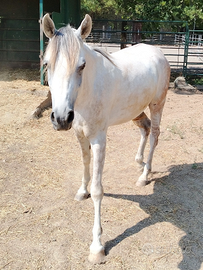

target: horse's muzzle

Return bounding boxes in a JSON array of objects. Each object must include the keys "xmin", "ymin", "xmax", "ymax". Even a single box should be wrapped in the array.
[{"xmin": 50, "ymin": 110, "xmax": 74, "ymax": 131}]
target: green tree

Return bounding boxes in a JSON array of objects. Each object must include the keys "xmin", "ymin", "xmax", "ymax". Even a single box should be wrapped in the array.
[
  {"xmin": 81, "ymin": 0, "xmax": 203, "ymax": 28},
  {"xmin": 81, "ymin": 0, "xmax": 119, "ymax": 19}
]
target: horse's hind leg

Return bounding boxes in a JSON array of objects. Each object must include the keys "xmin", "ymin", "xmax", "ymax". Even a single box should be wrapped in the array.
[
  {"xmin": 136, "ymin": 100, "xmax": 165, "ymax": 187},
  {"xmin": 74, "ymin": 132, "xmax": 91, "ymax": 201},
  {"xmin": 32, "ymin": 90, "xmax": 52, "ymax": 118},
  {"xmin": 133, "ymin": 112, "xmax": 151, "ymax": 171}
]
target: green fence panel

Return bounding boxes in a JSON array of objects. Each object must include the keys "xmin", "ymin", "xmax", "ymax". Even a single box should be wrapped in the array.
[
  {"xmin": 52, "ymin": 0, "xmax": 80, "ymax": 29},
  {"xmin": 0, "ymin": 18, "xmax": 39, "ymax": 67}
]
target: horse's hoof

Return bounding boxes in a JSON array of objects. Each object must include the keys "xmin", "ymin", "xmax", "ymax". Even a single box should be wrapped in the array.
[
  {"xmin": 74, "ymin": 192, "xmax": 90, "ymax": 201},
  {"xmin": 88, "ymin": 249, "xmax": 105, "ymax": 264},
  {"xmin": 31, "ymin": 108, "xmax": 41, "ymax": 118},
  {"xmin": 136, "ymin": 179, "xmax": 148, "ymax": 187}
]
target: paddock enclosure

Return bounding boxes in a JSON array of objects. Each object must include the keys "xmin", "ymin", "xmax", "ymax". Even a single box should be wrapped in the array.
[{"xmin": 0, "ymin": 69, "xmax": 203, "ymax": 269}]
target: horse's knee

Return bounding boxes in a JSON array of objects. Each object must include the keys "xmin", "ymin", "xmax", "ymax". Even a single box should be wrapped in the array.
[{"xmin": 91, "ymin": 184, "xmax": 104, "ymax": 201}]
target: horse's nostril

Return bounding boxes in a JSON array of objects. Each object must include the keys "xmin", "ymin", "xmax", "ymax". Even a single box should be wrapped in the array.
[
  {"xmin": 67, "ymin": 110, "xmax": 74, "ymax": 123},
  {"xmin": 51, "ymin": 112, "xmax": 55, "ymax": 121},
  {"xmin": 50, "ymin": 110, "xmax": 73, "ymax": 129}
]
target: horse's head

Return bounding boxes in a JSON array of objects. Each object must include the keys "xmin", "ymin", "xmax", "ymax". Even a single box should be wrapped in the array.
[{"xmin": 42, "ymin": 13, "xmax": 92, "ymax": 130}]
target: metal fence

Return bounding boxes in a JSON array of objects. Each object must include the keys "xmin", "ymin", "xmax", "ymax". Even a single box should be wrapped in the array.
[
  {"xmin": 185, "ymin": 30, "xmax": 203, "ymax": 76},
  {"xmin": 86, "ymin": 19, "xmax": 203, "ymax": 78}
]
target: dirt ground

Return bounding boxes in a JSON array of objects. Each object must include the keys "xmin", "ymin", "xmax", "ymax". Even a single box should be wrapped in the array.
[{"xmin": 0, "ymin": 69, "xmax": 203, "ymax": 270}]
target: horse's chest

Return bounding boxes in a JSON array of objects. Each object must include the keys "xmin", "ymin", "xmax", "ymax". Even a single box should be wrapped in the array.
[{"xmin": 73, "ymin": 105, "xmax": 107, "ymax": 137}]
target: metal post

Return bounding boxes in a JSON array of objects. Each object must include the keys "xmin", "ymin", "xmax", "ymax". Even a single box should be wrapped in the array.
[
  {"xmin": 39, "ymin": 0, "xmax": 44, "ymax": 85},
  {"xmin": 183, "ymin": 22, "xmax": 189, "ymax": 78}
]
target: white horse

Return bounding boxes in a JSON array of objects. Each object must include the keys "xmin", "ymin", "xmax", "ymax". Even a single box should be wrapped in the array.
[{"xmin": 42, "ymin": 14, "xmax": 170, "ymax": 264}]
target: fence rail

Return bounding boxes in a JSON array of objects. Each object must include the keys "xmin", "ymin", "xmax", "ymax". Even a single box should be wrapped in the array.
[{"xmin": 86, "ymin": 19, "xmax": 203, "ymax": 78}]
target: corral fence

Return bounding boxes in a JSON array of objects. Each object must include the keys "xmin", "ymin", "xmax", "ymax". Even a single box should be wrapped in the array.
[{"xmin": 86, "ymin": 19, "xmax": 203, "ymax": 78}]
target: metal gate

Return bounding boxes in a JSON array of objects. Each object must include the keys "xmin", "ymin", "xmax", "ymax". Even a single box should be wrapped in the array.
[{"xmin": 184, "ymin": 30, "xmax": 203, "ymax": 77}]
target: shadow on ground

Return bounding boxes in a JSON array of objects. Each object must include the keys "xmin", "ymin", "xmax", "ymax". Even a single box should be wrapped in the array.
[{"xmin": 105, "ymin": 162, "xmax": 203, "ymax": 270}]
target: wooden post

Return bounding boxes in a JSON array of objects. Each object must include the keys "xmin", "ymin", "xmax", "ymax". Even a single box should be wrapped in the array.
[{"xmin": 121, "ymin": 21, "xmax": 127, "ymax": 49}]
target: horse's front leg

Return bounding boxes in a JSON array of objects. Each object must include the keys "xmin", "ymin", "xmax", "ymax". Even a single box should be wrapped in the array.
[
  {"xmin": 88, "ymin": 133, "xmax": 106, "ymax": 264},
  {"xmin": 74, "ymin": 132, "xmax": 91, "ymax": 201}
]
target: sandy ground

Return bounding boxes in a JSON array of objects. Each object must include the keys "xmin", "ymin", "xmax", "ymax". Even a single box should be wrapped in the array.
[{"xmin": 0, "ymin": 69, "xmax": 203, "ymax": 270}]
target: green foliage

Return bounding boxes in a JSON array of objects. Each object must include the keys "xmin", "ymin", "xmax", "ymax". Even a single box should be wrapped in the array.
[
  {"xmin": 187, "ymin": 76, "xmax": 203, "ymax": 86},
  {"xmin": 192, "ymin": 163, "xmax": 198, "ymax": 169},
  {"xmin": 81, "ymin": 0, "xmax": 119, "ymax": 19},
  {"xmin": 81, "ymin": 0, "xmax": 203, "ymax": 28}
]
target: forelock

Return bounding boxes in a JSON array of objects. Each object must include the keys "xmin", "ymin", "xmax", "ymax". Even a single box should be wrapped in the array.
[{"xmin": 45, "ymin": 25, "xmax": 80, "ymax": 74}]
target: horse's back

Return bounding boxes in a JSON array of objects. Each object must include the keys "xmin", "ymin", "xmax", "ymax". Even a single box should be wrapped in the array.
[
  {"xmin": 113, "ymin": 43, "xmax": 166, "ymax": 60},
  {"xmin": 113, "ymin": 43, "xmax": 169, "ymax": 75},
  {"xmin": 113, "ymin": 43, "xmax": 170, "ymax": 100}
]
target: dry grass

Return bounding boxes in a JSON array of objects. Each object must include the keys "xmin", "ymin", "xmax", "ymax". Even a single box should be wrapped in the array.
[{"xmin": 0, "ymin": 71, "xmax": 203, "ymax": 269}]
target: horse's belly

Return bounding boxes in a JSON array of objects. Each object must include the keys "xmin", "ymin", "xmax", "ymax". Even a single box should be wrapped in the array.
[
  {"xmin": 108, "ymin": 97, "xmax": 151, "ymax": 126},
  {"xmin": 107, "ymin": 78, "xmax": 157, "ymax": 126}
]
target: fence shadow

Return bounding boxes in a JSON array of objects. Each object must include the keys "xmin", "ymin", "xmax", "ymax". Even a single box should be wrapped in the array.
[{"xmin": 104, "ymin": 162, "xmax": 203, "ymax": 270}]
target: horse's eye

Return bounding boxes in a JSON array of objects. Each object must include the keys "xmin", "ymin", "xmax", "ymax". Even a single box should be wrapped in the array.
[{"xmin": 77, "ymin": 62, "xmax": 86, "ymax": 74}]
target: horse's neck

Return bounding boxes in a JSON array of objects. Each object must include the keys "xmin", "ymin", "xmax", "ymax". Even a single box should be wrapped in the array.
[{"xmin": 83, "ymin": 43, "xmax": 103, "ymax": 71}]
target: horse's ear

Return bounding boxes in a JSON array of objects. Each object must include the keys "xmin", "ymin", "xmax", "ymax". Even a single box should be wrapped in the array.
[
  {"xmin": 77, "ymin": 14, "xmax": 92, "ymax": 40},
  {"xmin": 42, "ymin": 13, "xmax": 56, "ymax": 39}
]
